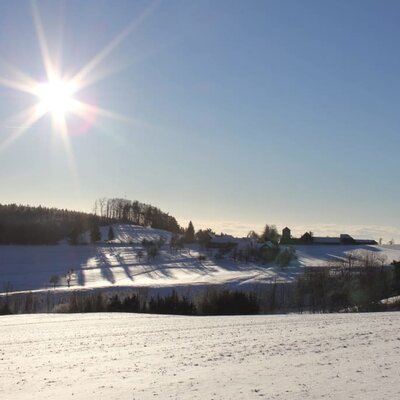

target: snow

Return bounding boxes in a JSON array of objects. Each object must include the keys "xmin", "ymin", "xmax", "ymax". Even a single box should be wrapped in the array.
[
  {"xmin": 104, "ymin": 224, "xmax": 172, "ymax": 244},
  {"xmin": 1, "ymin": 224, "xmax": 400, "ymax": 294},
  {"xmin": 0, "ymin": 243, "xmax": 294, "ymax": 293},
  {"xmin": 1, "ymin": 312, "xmax": 399, "ymax": 399},
  {"xmin": 0, "ymin": 225, "xmax": 297, "ymax": 294},
  {"xmin": 293, "ymin": 244, "xmax": 400, "ymax": 267},
  {"xmin": 380, "ymin": 295, "xmax": 400, "ymax": 305}
]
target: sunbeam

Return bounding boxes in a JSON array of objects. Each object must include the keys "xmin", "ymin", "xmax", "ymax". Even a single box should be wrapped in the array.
[
  {"xmin": 72, "ymin": 99, "xmax": 155, "ymax": 133},
  {"xmin": 0, "ymin": 76, "xmax": 37, "ymax": 96},
  {"xmin": 70, "ymin": 1, "xmax": 159, "ymax": 91},
  {"xmin": 72, "ymin": 100, "xmax": 132, "ymax": 125},
  {"xmin": 51, "ymin": 111, "xmax": 79, "ymax": 185},
  {"xmin": 0, "ymin": 104, "xmax": 47, "ymax": 152},
  {"xmin": 31, "ymin": 0, "xmax": 56, "ymax": 82}
]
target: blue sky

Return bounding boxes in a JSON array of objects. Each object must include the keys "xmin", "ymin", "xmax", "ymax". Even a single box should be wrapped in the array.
[{"xmin": 0, "ymin": 0, "xmax": 399, "ymax": 241}]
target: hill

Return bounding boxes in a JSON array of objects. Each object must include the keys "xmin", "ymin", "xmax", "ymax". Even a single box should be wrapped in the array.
[
  {"xmin": 1, "ymin": 223, "xmax": 400, "ymax": 295},
  {"xmin": 0, "ymin": 199, "xmax": 181, "ymax": 245}
]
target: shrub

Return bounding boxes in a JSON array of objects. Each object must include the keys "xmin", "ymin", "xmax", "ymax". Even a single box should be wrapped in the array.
[
  {"xmin": 148, "ymin": 290, "xmax": 196, "ymax": 315},
  {"xmin": 141, "ymin": 238, "xmax": 154, "ymax": 248},
  {"xmin": 198, "ymin": 289, "xmax": 259, "ymax": 315},
  {"xmin": 276, "ymin": 247, "xmax": 296, "ymax": 268},
  {"xmin": 0, "ymin": 302, "xmax": 12, "ymax": 315},
  {"xmin": 122, "ymin": 294, "xmax": 141, "ymax": 312},
  {"xmin": 146, "ymin": 245, "xmax": 159, "ymax": 262}
]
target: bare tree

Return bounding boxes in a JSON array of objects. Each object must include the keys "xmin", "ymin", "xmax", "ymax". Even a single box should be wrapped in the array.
[
  {"xmin": 137, "ymin": 250, "xmax": 144, "ymax": 262},
  {"xmin": 49, "ymin": 275, "xmax": 60, "ymax": 289},
  {"xmin": 93, "ymin": 199, "xmax": 98, "ymax": 216},
  {"xmin": 66, "ymin": 269, "xmax": 74, "ymax": 288}
]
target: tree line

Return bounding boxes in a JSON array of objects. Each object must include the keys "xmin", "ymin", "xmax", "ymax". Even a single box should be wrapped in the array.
[
  {"xmin": 295, "ymin": 253, "xmax": 400, "ymax": 313},
  {"xmin": 0, "ymin": 289, "xmax": 260, "ymax": 316},
  {"xmin": 0, "ymin": 199, "xmax": 182, "ymax": 245},
  {"xmin": 93, "ymin": 198, "xmax": 181, "ymax": 233},
  {"xmin": 0, "ymin": 203, "xmax": 109, "ymax": 245},
  {"xmin": 65, "ymin": 289, "xmax": 259, "ymax": 315}
]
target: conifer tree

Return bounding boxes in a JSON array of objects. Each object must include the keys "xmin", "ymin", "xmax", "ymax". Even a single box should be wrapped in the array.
[
  {"xmin": 108, "ymin": 225, "xmax": 115, "ymax": 241},
  {"xmin": 90, "ymin": 222, "xmax": 101, "ymax": 243},
  {"xmin": 185, "ymin": 221, "xmax": 195, "ymax": 243},
  {"xmin": 69, "ymin": 224, "xmax": 80, "ymax": 245}
]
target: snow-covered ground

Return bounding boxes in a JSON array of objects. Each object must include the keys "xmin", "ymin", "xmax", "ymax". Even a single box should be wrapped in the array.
[
  {"xmin": 1, "ymin": 312, "xmax": 399, "ymax": 399},
  {"xmin": 294, "ymin": 244, "xmax": 400, "ymax": 267},
  {"xmin": 1, "ymin": 224, "xmax": 399, "ymax": 294}
]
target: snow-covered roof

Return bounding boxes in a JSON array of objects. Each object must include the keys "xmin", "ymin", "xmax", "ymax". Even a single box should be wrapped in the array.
[{"xmin": 209, "ymin": 234, "xmax": 239, "ymax": 244}]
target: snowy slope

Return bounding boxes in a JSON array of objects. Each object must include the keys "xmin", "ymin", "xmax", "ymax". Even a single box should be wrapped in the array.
[
  {"xmin": 104, "ymin": 224, "xmax": 172, "ymax": 244},
  {"xmin": 294, "ymin": 244, "xmax": 400, "ymax": 266},
  {"xmin": 1, "ymin": 312, "xmax": 399, "ymax": 399},
  {"xmin": 0, "ymin": 224, "xmax": 299, "ymax": 293},
  {"xmin": 0, "ymin": 243, "xmax": 292, "ymax": 293},
  {"xmin": 1, "ymin": 224, "xmax": 400, "ymax": 294}
]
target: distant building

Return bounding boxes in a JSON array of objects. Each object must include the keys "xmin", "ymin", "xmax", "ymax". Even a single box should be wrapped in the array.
[
  {"xmin": 300, "ymin": 232, "xmax": 314, "ymax": 244},
  {"xmin": 282, "ymin": 227, "xmax": 291, "ymax": 241},
  {"xmin": 312, "ymin": 237, "xmax": 341, "ymax": 245},
  {"xmin": 340, "ymin": 234, "xmax": 354, "ymax": 245},
  {"xmin": 280, "ymin": 228, "xmax": 377, "ymax": 245},
  {"xmin": 207, "ymin": 234, "xmax": 239, "ymax": 250}
]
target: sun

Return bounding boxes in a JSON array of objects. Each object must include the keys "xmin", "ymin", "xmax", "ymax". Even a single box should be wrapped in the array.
[
  {"xmin": 0, "ymin": 0, "xmax": 151, "ymax": 155},
  {"xmin": 34, "ymin": 78, "xmax": 78, "ymax": 119}
]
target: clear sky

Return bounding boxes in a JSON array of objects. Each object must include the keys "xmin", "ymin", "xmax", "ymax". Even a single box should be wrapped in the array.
[{"xmin": 0, "ymin": 0, "xmax": 399, "ymax": 241}]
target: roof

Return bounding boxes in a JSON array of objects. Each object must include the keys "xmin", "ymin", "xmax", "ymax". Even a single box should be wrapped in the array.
[
  {"xmin": 209, "ymin": 234, "xmax": 239, "ymax": 244},
  {"xmin": 313, "ymin": 237, "xmax": 341, "ymax": 244}
]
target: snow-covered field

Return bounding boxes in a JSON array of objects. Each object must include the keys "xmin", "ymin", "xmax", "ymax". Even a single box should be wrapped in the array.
[
  {"xmin": 1, "ymin": 312, "xmax": 399, "ymax": 399},
  {"xmin": 1, "ymin": 224, "xmax": 399, "ymax": 294},
  {"xmin": 294, "ymin": 244, "xmax": 400, "ymax": 267},
  {"xmin": 0, "ymin": 224, "xmax": 293, "ymax": 294}
]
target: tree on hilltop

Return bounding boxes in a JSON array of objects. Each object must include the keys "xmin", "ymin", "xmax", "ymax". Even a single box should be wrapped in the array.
[
  {"xmin": 260, "ymin": 224, "xmax": 280, "ymax": 243},
  {"xmin": 196, "ymin": 229, "xmax": 213, "ymax": 247},
  {"xmin": 184, "ymin": 221, "xmax": 195, "ymax": 243}
]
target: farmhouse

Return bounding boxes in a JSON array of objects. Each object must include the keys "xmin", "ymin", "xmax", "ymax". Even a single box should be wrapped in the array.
[
  {"xmin": 207, "ymin": 234, "xmax": 240, "ymax": 250},
  {"xmin": 206, "ymin": 234, "xmax": 274, "ymax": 252},
  {"xmin": 280, "ymin": 227, "xmax": 377, "ymax": 245}
]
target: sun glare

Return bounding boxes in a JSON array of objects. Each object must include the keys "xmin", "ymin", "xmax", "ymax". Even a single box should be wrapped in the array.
[
  {"xmin": 0, "ymin": 0, "xmax": 148, "ymax": 156},
  {"xmin": 34, "ymin": 79, "xmax": 77, "ymax": 118}
]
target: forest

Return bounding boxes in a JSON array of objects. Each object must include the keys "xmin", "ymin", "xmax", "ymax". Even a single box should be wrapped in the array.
[{"xmin": 0, "ymin": 198, "xmax": 181, "ymax": 245}]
